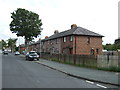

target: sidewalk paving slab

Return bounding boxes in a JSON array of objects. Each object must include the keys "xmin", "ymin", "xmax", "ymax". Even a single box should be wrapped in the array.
[{"xmin": 34, "ymin": 58, "xmax": 119, "ymax": 86}]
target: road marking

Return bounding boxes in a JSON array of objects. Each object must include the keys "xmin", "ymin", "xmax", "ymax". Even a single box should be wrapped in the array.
[
  {"xmin": 96, "ymin": 84, "xmax": 107, "ymax": 88},
  {"xmin": 115, "ymin": 73, "xmax": 119, "ymax": 75},
  {"xmin": 86, "ymin": 80, "xmax": 94, "ymax": 84}
]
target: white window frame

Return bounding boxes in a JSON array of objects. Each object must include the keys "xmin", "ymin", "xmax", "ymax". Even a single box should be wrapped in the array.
[
  {"xmin": 63, "ymin": 37, "xmax": 66, "ymax": 42},
  {"xmin": 70, "ymin": 36, "xmax": 73, "ymax": 41}
]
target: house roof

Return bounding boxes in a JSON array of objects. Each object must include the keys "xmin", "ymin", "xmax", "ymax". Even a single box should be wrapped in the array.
[{"xmin": 42, "ymin": 27, "xmax": 104, "ymax": 41}]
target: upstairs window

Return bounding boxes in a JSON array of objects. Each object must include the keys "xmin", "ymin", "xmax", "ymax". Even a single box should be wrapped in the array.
[
  {"xmin": 69, "ymin": 36, "xmax": 73, "ymax": 41},
  {"xmin": 63, "ymin": 37, "xmax": 66, "ymax": 42},
  {"xmin": 87, "ymin": 37, "xmax": 90, "ymax": 44},
  {"xmin": 41, "ymin": 42, "xmax": 44, "ymax": 45},
  {"xmin": 49, "ymin": 40, "xmax": 51, "ymax": 44},
  {"xmin": 56, "ymin": 39, "xmax": 58, "ymax": 44},
  {"xmin": 51, "ymin": 40, "xmax": 53, "ymax": 44},
  {"xmin": 48, "ymin": 41, "xmax": 50, "ymax": 44}
]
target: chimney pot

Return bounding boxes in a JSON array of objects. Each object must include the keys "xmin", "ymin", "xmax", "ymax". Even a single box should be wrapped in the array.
[
  {"xmin": 71, "ymin": 24, "xmax": 77, "ymax": 29},
  {"xmin": 45, "ymin": 36, "xmax": 48, "ymax": 39},
  {"xmin": 54, "ymin": 30, "xmax": 59, "ymax": 34}
]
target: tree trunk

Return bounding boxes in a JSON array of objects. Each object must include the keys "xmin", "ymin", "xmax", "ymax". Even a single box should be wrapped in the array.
[{"xmin": 25, "ymin": 38, "xmax": 29, "ymax": 53}]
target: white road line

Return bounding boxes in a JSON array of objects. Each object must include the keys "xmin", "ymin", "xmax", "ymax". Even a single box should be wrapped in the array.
[
  {"xmin": 86, "ymin": 80, "xmax": 94, "ymax": 84},
  {"xmin": 96, "ymin": 84, "xmax": 107, "ymax": 88},
  {"xmin": 116, "ymin": 73, "xmax": 119, "ymax": 75}
]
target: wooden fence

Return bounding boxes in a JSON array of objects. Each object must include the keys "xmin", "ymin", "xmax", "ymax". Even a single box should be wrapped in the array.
[
  {"xmin": 41, "ymin": 53, "xmax": 97, "ymax": 68},
  {"xmin": 97, "ymin": 55, "xmax": 119, "ymax": 68},
  {"xmin": 41, "ymin": 52, "xmax": 120, "ymax": 69}
]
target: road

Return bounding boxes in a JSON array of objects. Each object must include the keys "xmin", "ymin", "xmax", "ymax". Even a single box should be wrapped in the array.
[{"xmin": 2, "ymin": 53, "xmax": 118, "ymax": 88}]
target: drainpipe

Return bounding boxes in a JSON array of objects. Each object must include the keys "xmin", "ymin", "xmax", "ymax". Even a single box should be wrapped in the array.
[{"xmin": 74, "ymin": 36, "xmax": 76, "ymax": 64}]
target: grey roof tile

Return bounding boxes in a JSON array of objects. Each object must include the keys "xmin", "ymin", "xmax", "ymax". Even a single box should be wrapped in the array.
[
  {"xmin": 73, "ymin": 27, "xmax": 103, "ymax": 36},
  {"xmin": 42, "ymin": 27, "xmax": 104, "ymax": 41}
]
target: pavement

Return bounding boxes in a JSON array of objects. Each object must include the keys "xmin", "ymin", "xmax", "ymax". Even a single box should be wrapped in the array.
[{"xmin": 20, "ymin": 54, "xmax": 120, "ymax": 86}]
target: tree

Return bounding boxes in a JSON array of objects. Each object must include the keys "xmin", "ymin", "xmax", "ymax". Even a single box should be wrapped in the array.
[
  {"xmin": 114, "ymin": 38, "xmax": 120, "ymax": 45},
  {"xmin": 15, "ymin": 47, "xmax": 19, "ymax": 51},
  {"xmin": 0, "ymin": 40, "xmax": 7, "ymax": 51},
  {"xmin": 10, "ymin": 8, "xmax": 42, "ymax": 45},
  {"xmin": 103, "ymin": 43, "xmax": 120, "ymax": 51},
  {"xmin": 7, "ymin": 38, "xmax": 17, "ymax": 52},
  {"xmin": 104, "ymin": 44, "xmax": 113, "ymax": 51}
]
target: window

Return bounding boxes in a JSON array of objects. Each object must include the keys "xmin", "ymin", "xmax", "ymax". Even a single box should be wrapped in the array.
[
  {"xmin": 50, "ymin": 40, "xmax": 53, "ymax": 44},
  {"xmin": 69, "ymin": 48, "xmax": 73, "ymax": 54},
  {"xmin": 56, "ymin": 39, "xmax": 58, "ymax": 44},
  {"xmin": 63, "ymin": 37, "xmax": 66, "ymax": 42},
  {"xmin": 87, "ymin": 37, "xmax": 90, "ymax": 44},
  {"xmin": 96, "ymin": 48, "xmax": 99, "ymax": 54},
  {"xmin": 69, "ymin": 36, "xmax": 73, "ymax": 41},
  {"xmin": 41, "ymin": 42, "xmax": 44, "ymax": 45},
  {"xmin": 48, "ymin": 41, "xmax": 50, "ymax": 44},
  {"xmin": 91, "ymin": 48, "xmax": 94, "ymax": 55}
]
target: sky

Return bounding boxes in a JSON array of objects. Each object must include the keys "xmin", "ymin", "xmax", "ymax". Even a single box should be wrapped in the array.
[{"xmin": 0, "ymin": 0, "xmax": 119, "ymax": 46}]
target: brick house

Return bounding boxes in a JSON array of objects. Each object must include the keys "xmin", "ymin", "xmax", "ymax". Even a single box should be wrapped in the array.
[
  {"xmin": 41, "ymin": 24, "xmax": 104, "ymax": 55},
  {"xmin": 28, "ymin": 40, "xmax": 41, "ymax": 52},
  {"xmin": 19, "ymin": 39, "xmax": 41, "ymax": 53},
  {"xmin": 20, "ymin": 44, "xmax": 26, "ymax": 51}
]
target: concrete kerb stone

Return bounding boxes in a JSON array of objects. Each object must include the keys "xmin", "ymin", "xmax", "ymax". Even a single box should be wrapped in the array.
[{"xmin": 34, "ymin": 61, "xmax": 120, "ymax": 86}]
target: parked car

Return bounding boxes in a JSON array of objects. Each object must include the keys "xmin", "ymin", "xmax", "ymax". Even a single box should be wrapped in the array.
[
  {"xmin": 15, "ymin": 51, "xmax": 20, "ymax": 55},
  {"xmin": 36, "ymin": 52, "xmax": 40, "ymax": 57},
  {"xmin": 3, "ymin": 51, "xmax": 8, "ymax": 55},
  {"xmin": 26, "ymin": 51, "xmax": 39, "ymax": 61},
  {"xmin": 0, "ymin": 50, "xmax": 2, "ymax": 54}
]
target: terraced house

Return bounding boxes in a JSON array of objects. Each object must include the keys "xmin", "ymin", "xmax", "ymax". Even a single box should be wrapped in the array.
[{"xmin": 42, "ymin": 24, "xmax": 104, "ymax": 55}]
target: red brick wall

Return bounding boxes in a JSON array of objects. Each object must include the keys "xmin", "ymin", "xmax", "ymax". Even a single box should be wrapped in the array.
[
  {"xmin": 42, "ymin": 35, "xmax": 103, "ymax": 55},
  {"xmin": 42, "ymin": 38, "xmax": 62, "ymax": 54},
  {"xmin": 73, "ymin": 36, "xmax": 103, "ymax": 55},
  {"xmin": 61, "ymin": 36, "xmax": 73, "ymax": 54}
]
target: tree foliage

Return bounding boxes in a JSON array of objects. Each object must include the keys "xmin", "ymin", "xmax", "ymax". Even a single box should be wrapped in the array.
[
  {"xmin": 114, "ymin": 38, "xmax": 120, "ymax": 45},
  {"xmin": 10, "ymin": 8, "xmax": 42, "ymax": 44},
  {"xmin": 0, "ymin": 40, "xmax": 7, "ymax": 50},
  {"xmin": 103, "ymin": 43, "xmax": 120, "ymax": 51},
  {"xmin": 15, "ymin": 47, "xmax": 19, "ymax": 51},
  {"xmin": 7, "ymin": 38, "xmax": 17, "ymax": 52},
  {"xmin": 0, "ymin": 39, "xmax": 17, "ymax": 51}
]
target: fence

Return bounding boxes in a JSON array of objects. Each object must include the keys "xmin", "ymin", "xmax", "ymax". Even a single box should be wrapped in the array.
[
  {"xmin": 41, "ymin": 53, "xmax": 97, "ymax": 68},
  {"xmin": 97, "ymin": 55, "xmax": 119, "ymax": 68},
  {"xmin": 41, "ymin": 53, "xmax": 120, "ymax": 69}
]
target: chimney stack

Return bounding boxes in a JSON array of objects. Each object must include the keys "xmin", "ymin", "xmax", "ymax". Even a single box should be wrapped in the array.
[
  {"xmin": 54, "ymin": 30, "xmax": 59, "ymax": 34},
  {"xmin": 71, "ymin": 24, "xmax": 77, "ymax": 29},
  {"xmin": 45, "ymin": 36, "xmax": 48, "ymax": 39}
]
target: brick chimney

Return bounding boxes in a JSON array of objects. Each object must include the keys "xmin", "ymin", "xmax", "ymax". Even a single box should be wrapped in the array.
[
  {"xmin": 45, "ymin": 36, "xmax": 48, "ymax": 39},
  {"xmin": 54, "ymin": 30, "xmax": 59, "ymax": 34},
  {"xmin": 71, "ymin": 24, "xmax": 77, "ymax": 29}
]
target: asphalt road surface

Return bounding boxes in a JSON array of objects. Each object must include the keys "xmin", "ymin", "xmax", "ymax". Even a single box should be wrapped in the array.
[{"xmin": 2, "ymin": 53, "xmax": 118, "ymax": 88}]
